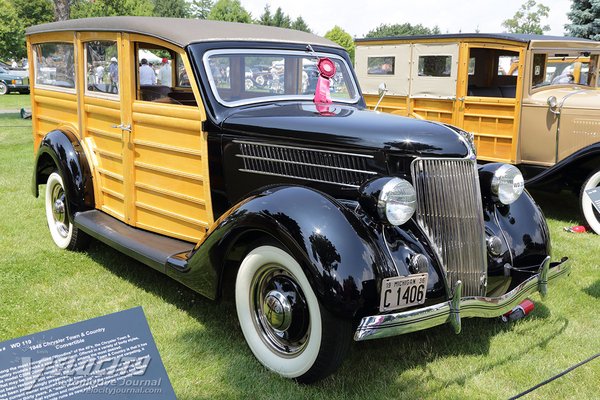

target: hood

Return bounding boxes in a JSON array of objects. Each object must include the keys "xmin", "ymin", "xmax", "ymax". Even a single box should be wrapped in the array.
[{"xmin": 222, "ymin": 102, "xmax": 469, "ymax": 158}]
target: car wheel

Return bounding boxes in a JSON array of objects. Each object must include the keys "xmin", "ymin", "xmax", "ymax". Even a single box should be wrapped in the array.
[
  {"xmin": 255, "ymin": 75, "xmax": 265, "ymax": 87},
  {"xmin": 235, "ymin": 245, "xmax": 351, "ymax": 383},
  {"xmin": 245, "ymin": 78, "xmax": 254, "ymax": 91},
  {"xmin": 45, "ymin": 172, "xmax": 90, "ymax": 250},
  {"xmin": 581, "ymin": 169, "xmax": 600, "ymax": 234},
  {"xmin": 0, "ymin": 82, "xmax": 7, "ymax": 95}
]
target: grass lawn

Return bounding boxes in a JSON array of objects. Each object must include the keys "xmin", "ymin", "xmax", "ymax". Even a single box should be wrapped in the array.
[
  {"xmin": 0, "ymin": 112, "xmax": 598, "ymax": 399},
  {"xmin": 0, "ymin": 93, "xmax": 30, "ymax": 111}
]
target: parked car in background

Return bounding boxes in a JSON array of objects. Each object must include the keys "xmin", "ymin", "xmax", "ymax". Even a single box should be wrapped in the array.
[
  {"xmin": 0, "ymin": 66, "xmax": 29, "ymax": 95},
  {"xmin": 27, "ymin": 19, "xmax": 569, "ymax": 383},
  {"xmin": 355, "ymin": 33, "xmax": 600, "ymax": 234}
]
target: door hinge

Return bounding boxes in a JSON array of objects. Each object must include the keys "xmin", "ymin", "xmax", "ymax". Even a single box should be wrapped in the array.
[{"xmin": 112, "ymin": 123, "xmax": 132, "ymax": 132}]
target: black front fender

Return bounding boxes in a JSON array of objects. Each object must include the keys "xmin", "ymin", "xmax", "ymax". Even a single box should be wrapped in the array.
[
  {"xmin": 32, "ymin": 130, "xmax": 94, "ymax": 217},
  {"xmin": 170, "ymin": 185, "xmax": 398, "ymax": 319}
]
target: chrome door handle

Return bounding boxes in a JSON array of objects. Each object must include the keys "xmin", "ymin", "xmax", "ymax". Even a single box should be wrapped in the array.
[{"xmin": 111, "ymin": 123, "xmax": 132, "ymax": 132}]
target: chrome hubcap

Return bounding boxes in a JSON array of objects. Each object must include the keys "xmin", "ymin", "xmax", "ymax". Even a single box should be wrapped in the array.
[
  {"xmin": 263, "ymin": 290, "xmax": 292, "ymax": 331},
  {"xmin": 50, "ymin": 183, "xmax": 69, "ymax": 238},
  {"xmin": 251, "ymin": 264, "xmax": 310, "ymax": 356}
]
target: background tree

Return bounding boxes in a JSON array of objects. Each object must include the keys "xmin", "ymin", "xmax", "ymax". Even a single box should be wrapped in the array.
[
  {"xmin": 14, "ymin": 0, "xmax": 55, "ymax": 28},
  {"xmin": 71, "ymin": 0, "xmax": 154, "ymax": 18},
  {"xmin": 257, "ymin": 4, "xmax": 273, "ymax": 25},
  {"xmin": 365, "ymin": 23, "xmax": 441, "ymax": 38},
  {"xmin": 208, "ymin": 0, "xmax": 251, "ymax": 23},
  {"xmin": 190, "ymin": 0, "xmax": 214, "ymax": 19},
  {"xmin": 53, "ymin": 0, "xmax": 70, "ymax": 20},
  {"xmin": 271, "ymin": 6, "xmax": 290, "ymax": 28},
  {"xmin": 0, "ymin": 0, "xmax": 24, "ymax": 59},
  {"xmin": 325, "ymin": 25, "xmax": 354, "ymax": 63},
  {"xmin": 565, "ymin": 0, "xmax": 600, "ymax": 40},
  {"xmin": 502, "ymin": 0, "xmax": 550, "ymax": 34},
  {"xmin": 291, "ymin": 16, "xmax": 311, "ymax": 33},
  {"xmin": 152, "ymin": 0, "xmax": 190, "ymax": 18}
]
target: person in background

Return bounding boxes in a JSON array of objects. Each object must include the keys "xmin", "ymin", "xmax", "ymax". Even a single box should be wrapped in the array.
[
  {"xmin": 158, "ymin": 57, "xmax": 172, "ymax": 86},
  {"xmin": 108, "ymin": 57, "xmax": 118, "ymax": 93},
  {"xmin": 95, "ymin": 63, "xmax": 104, "ymax": 84},
  {"xmin": 11, "ymin": 59, "xmax": 18, "ymax": 69},
  {"xmin": 139, "ymin": 58, "xmax": 156, "ymax": 85}
]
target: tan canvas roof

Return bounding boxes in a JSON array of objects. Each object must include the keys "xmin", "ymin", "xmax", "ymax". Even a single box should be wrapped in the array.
[{"xmin": 26, "ymin": 16, "xmax": 341, "ymax": 49}]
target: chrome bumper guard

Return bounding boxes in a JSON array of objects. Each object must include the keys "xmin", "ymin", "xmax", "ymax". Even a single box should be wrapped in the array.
[{"xmin": 354, "ymin": 257, "xmax": 570, "ymax": 341}]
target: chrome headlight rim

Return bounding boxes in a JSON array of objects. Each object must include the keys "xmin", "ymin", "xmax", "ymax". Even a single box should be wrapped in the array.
[
  {"xmin": 376, "ymin": 177, "xmax": 417, "ymax": 226},
  {"xmin": 491, "ymin": 164, "xmax": 525, "ymax": 205}
]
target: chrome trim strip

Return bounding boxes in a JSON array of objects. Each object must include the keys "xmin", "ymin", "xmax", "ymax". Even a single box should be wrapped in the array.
[
  {"xmin": 235, "ymin": 154, "xmax": 378, "ymax": 175},
  {"xmin": 232, "ymin": 140, "xmax": 374, "ymax": 158},
  {"xmin": 354, "ymin": 257, "xmax": 570, "ymax": 341},
  {"xmin": 238, "ymin": 169, "xmax": 361, "ymax": 188}
]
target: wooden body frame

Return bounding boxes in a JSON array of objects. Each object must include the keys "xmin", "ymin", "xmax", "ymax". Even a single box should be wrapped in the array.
[{"xmin": 27, "ymin": 31, "xmax": 213, "ymax": 243}]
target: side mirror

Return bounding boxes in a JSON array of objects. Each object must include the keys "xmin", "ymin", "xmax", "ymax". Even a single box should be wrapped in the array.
[
  {"xmin": 378, "ymin": 82, "xmax": 387, "ymax": 97},
  {"xmin": 374, "ymin": 82, "xmax": 388, "ymax": 111},
  {"xmin": 547, "ymin": 96, "xmax": 559, "ymax": 114}
]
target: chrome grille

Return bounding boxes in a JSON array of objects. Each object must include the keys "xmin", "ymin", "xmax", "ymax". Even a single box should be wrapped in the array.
[
  {"xmin": 411, "ymin": 158, "xmax": 487, "ymax": 296},
  {"xmin": 234, "ymin": 140, "xmax": 376, "ymax": 188}
]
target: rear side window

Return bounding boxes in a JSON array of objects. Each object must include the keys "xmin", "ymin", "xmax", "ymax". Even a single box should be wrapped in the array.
[
  {"xmin": 418, "ymin": 55, "xmax": 452, "ymax": 77},
  {"xmin": 367, "ymin": 56, "xmax": 395, "ymax": 75},
  {"xmin": 85, "ymin": 41, "xmax": 119, "ymax": 96},
  {"xmin": 33, "ymin": 43, "xmax": 75, "ymax": 90}
]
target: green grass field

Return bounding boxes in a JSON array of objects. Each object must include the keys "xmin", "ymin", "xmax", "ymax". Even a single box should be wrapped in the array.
[
  {"xmin": 0, "ymin": 93, "xmax": 30, "ymax": 111},
  {"xmin": 0, "ymin": 112, "xmax": 598, "ymax": 399}
]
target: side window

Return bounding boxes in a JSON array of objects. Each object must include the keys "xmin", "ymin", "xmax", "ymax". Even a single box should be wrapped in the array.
[
  {"xmin": 367, "ymin": 56, "xmax": 395, "ymax": 75},
  {"xmin": 85, "ymin": 41, "xmax": 119, "ymax": 96},
  {"xmin": 136, "ymin": 44, "xmax": 195, "ymax": 106},
  {"xmin": 33, "ymin": 42, "xmax": 75, "ymax": 90},
  {"xmin": 498, "ymin": 55, "xmax": 519, "ymax": 76},
  {"xmin": 418, "ymin": 56, "xmax": 451, "ymax": 77}
]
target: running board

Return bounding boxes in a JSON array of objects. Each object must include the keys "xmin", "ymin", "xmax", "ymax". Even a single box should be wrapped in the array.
[{"xmin": 73, "ymin": 210, "xmax": 193, "ymax": 272}]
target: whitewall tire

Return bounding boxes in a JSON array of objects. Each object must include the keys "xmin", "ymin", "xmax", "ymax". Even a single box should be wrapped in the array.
[
  {"xmin": 581, "ymin": 169, "xmax": 600, "ymax": 235},
  {"xmin": 45, "ymin": 172, "xmax": 89, "ymax": 250},
  {"xmin": 235, "ymin": 245, "xmax": 351, "ymax": 383}
]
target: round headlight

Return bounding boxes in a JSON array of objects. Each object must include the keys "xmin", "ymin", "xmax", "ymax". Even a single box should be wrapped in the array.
[
  {"xmin": 376, "ymin": 178, "xmax": 417, "ymax": 225},
  {"xmin": 491, "ymin": 164, "xmax": 524, "ymax": 205}
]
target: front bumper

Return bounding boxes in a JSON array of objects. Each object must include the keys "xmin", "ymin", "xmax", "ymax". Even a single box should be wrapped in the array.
[
  {"xmin": 8, "ymin": 84, "xmax": 29, "ymax": 92},
  {"xmin": 354, "ymin": 256, "xmax": 570, "ymax": 341}
]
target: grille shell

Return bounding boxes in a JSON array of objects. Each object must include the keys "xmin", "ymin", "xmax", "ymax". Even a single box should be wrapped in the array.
[{"xmin": 410, "ymin": 158, "xmax": 487, "ymax": 296}]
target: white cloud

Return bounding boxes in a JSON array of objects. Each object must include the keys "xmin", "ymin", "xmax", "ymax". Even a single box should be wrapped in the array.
[{"xmin": 240, "ymin": 0, "xmax": 572, "ymax": 37}]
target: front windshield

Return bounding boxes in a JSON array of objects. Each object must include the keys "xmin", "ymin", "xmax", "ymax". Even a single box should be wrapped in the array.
[
  {"xmin": 203, "ymin": 50, "xmax": 359, "ymax": 106},
  {"xmin": 532, "ymin": 52, "xmax": 599, "ymax": 89}
]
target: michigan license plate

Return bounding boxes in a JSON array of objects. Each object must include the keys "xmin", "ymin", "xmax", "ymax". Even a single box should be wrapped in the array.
[{"xmin": 380, "ymin": 273, "xmax": 428, "ymax": 312}]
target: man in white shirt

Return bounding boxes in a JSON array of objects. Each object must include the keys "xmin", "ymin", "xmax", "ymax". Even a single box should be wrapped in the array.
[
  {"xmin": 158, "ymin": 58, "xmax": 172, "ymax": 86},
  {"xmin": 139, "ymin": 58, "xmax": 156, "ymax": 85}
]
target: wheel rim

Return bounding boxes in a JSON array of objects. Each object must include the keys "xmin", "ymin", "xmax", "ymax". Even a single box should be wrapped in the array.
[
  {"xmin": 583, "ymin": 170, "xmax": 600, "ymax": 234},
  {"xmin": 0, "ymin": 83, "xmax": 7, "ymax": 95},
  {"xmin": 250, "ymin": 264, "xmax": 310, "ymax": 357},
  {"xmin": 50, "ymin": 182, "xmax": 69, "ymax": 238}
]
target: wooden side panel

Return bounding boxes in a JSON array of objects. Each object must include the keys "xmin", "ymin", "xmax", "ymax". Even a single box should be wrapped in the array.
[
  {"xmin": 83, "ymin": 96, "xmax": 126, "ymax": 220},
  {"xmin": 462, "ymin": 99, "xmax": 517, "ymax": 162},
  {"xmin": 363, "ymin": 94, "xmax": 410, "ymax": 115},
  {"xmin": 31, "ymin": 89, "xmax": 78, "ymax": 150},
  {"xmin": 411, "ymin": 98, "xmax": 454, "ymax": 125},
  {"xmin": 131, "ymin": 102, "xmax": 208, "ymax": 242}
]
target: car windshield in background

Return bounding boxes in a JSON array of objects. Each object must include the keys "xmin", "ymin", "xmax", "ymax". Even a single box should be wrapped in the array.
[
  {"xmin": 532, "ymin": 52, "xmax": 599, "ymax": 89},
  {"xmin": 203, "ymin": 50, "xmax": 359, "ymax": 106}
]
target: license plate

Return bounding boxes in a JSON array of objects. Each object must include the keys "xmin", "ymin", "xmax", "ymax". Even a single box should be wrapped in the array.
[{"xmin": 380, "ymin": 273, "xmax": 428, "ymax": 312}]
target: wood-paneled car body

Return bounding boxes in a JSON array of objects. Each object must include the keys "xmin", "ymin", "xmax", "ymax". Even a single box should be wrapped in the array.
[
  {"xmin": 27, "ymin": 19, "xmax": 569, "ymax": 382},
  {"xmin": 356, "ymin": 33, "xmax": 600, "ymax": 234}
]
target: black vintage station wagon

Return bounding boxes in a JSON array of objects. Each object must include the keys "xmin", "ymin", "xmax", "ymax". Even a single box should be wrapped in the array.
[{"xmin": 27, "ymin": 17, "xmax": 570, "ymax": 382}]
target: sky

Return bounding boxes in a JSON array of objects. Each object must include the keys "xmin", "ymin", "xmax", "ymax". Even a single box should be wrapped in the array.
[{"xmin": 239, "ymin": 0, "xmax": 572, "ymax": 37}]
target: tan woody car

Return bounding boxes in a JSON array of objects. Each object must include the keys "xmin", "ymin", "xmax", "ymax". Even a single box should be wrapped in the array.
[{"xmin": 356, "ymin": 33, "xmax": 600, "ymax": 233}]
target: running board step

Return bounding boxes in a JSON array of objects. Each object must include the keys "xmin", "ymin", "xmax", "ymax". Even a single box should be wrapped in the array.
[{"xmin": 73, "ymin": 210, "xmax": 193, "ymax": 271}]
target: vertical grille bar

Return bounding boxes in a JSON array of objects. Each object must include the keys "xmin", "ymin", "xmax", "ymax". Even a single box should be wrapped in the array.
[{"xmin": 411, "ymin": 158, "xmax": 487, "ymax": 296}]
